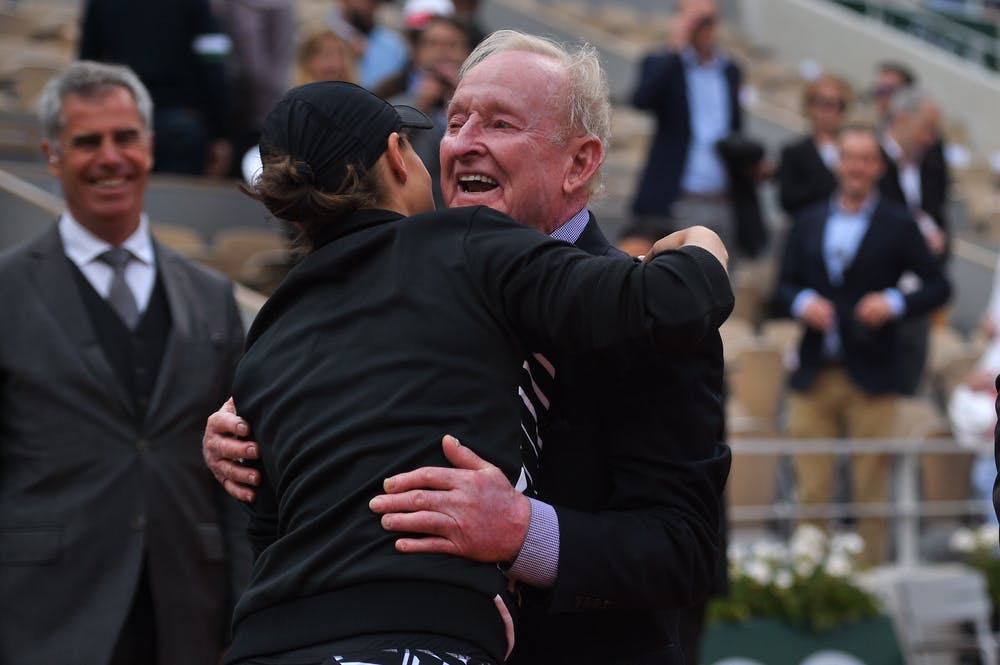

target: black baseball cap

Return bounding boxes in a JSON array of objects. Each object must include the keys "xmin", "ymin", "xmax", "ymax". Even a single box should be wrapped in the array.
[{"xmin": 260, "ymin": 81, "xmax": 433, "ymax": 192}]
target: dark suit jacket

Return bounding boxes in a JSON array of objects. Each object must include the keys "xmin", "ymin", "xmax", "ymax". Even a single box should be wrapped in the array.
[
  {"xmin": 511, "ymin": 216, "xmax": 732, "ymax": 665},
  {"xmin": 0, "ymin": 226, "xmax": 251, "ymax": 665},
  {"xmin": 879, "ymin": 138, "xmax": 950, "ymax": 237},
  {"xmin": 777, "ymin": 136, "xmax": 838, "ymax": 218},
  {"xmin": 631, "ymin": 50, "xmax": 742, "ymax": 218},
  {"xmin": 773, "ymin": 198, "xmax": 951, "ymax": 395}
]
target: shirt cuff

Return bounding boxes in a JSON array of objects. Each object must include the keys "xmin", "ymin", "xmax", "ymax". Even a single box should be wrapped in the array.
[
  {"xmin": 791, "ymin": 289, "xmax": 818, "ymax": 319},
  {"xmin": 883, "ymin": 288, "xmax": 905, "ymax": 317},
  {"xmin": 505, "ymin": 498, "xmax": 559, "ymax": 589}
]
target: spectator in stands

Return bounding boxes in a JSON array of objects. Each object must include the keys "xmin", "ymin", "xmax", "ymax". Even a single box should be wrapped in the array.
[
  {"xmin": 774, "ymin": 125, "xmax": 950, "ymax": 564},
  {"xmin": 879, "ymin": 87, "xmax": 950, "ymax": 396},
  {"xmin": 624, "ymin": 0, "xmax": 764, "ymax": 260},
  {"xmin": 0, "ymin": 61, "xmax": 250, "ymax": 664},
  {"xmin": 871, "ymin": 61, "xmax": 916, "ymax": 130},
  {"xmin": 296, "ymin": 29, "xmax": 358, "ymax": 85},
  {"xmin": 385, "ymin": 14, "xmax": 472, "ymax": 207},
  {"xmin": 328, "ymin": 0, "xmax": 410, "ymax": 92},
  {"xmin": 398, "ymin": 0, "xmax": 456, "ymax": 46},
  {"xmin": 777, "ymin": 74, "xmax": 854, "ymax": 218},
  {"xmin": 79, "ymin": 0, "xmax": 234, "ymax": 177},
  {"xmin": 219, "ymin": 0, "xmax": 297, "ymax": 180}
]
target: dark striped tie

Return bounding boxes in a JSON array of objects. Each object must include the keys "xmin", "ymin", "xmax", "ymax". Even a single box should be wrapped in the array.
[{"xmin": 516, "ymin": 353, "xmax": 555, "ymax": 496}]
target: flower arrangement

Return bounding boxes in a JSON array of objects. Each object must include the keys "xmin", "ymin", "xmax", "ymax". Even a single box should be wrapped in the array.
[
  {"xmin": 708, "ymin": 524, "xmax": 882, "ymax": 632},
  {"xmin": 950, "ymin": 523, "xmax": 1000, "ymax": 609}
]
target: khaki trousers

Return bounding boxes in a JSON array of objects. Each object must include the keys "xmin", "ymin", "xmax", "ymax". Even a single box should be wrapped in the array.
[{"xmin": 787, "ymin": 366, "xmax": 898, "ymax": 564}]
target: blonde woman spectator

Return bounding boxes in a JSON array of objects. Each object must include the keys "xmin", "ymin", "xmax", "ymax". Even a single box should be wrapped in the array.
[{"xmin": 296, "ymin": 28, "xmax": 358, "ymax": 85}]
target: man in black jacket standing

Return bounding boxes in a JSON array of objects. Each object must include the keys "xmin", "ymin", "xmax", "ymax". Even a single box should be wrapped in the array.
[
  {"xmin": 774, "ymin": 125, "xmax": 950, "ymax": 564},
  {"xmin": 205, "ymin": 30, "xmax": 731, "ymax": 665}
]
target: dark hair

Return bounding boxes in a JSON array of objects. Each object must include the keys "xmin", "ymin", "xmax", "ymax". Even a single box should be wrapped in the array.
[
  {"xmin": 877, "ymin": 61, "xmax": 916, "ymax": 87},
  {"xmin": 243, "ymin": 155, "xmax": 381, "ymax": 251}
]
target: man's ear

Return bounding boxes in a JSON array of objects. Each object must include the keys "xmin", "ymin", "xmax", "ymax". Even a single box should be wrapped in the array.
[
  {"xmin": 383, "ymin": 132, "xmax": 408, "ymax": 184},
  {"xmin": 563, "ymin": 135, "xmax": 604, "ymax": 195},
  {"xmin": 41, "ymin": 141, "xmax": 60, "ymax": 177}
]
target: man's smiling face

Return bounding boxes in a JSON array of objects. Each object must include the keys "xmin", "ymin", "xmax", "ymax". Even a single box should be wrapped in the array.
[
  {"xmin": 439, "ymin": 50, "xmax": 577, "ymax": 234},
  {"xmin": 43, "ymin": 85, "xmax": 152, "ymax": 243}
]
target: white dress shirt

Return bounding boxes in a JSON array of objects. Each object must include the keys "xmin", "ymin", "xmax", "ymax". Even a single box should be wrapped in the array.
[{"xmin": 58, "ymin": 212, "xmax": 157, "ymax": 313}]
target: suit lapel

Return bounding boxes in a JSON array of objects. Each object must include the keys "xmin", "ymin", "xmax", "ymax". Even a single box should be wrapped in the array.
[
  {"xmin": 574, "ymin": 213, "xmax": 619, "ymax": 257},
  {"xmin": 144, "ymin": 244, "xmax": 193, "ymax": 422},
  {"xmin": 808, "ymin": 208, "xmax": 837, "ymax": 291},
  {"xmin": 840, "ymin": 200, "xmax": 883, "ymax": 288},
  {"xmin": 27, "ymin": 226, "xmax": 136, "ymax": 417}
]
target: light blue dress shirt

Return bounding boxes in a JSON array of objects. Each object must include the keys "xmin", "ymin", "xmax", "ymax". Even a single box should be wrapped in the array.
[
  {"xmin": 679, "ymin": 48, "xmax": 731, "ymax": 194},
  {"xmin": 792, "ymin": 196, "xmax": 905, "ymax": 359}
]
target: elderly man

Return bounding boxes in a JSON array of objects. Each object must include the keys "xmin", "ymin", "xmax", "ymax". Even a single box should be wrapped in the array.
[
  {"xmin": 0, "ymin": 61, "xmax": 251, "ymax": 664},
  {"xmin": 205, "ymin": 30, "xmax": 730, "ymax": 665}
]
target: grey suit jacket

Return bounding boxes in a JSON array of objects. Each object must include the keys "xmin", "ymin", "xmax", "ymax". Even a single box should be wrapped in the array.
[{"xmin": 0, "ymin": 225, "xmax": 252, "ymax": 665}]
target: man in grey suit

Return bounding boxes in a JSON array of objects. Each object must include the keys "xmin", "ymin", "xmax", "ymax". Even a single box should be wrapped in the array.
[{"xmin": 0, "ymin": 61, "xmax": 251, "ymax": 665}]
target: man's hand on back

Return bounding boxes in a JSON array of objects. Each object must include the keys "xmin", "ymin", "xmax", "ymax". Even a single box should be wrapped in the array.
[
  {"xmin": 369, "ymin": 435, "xmax": 531, "ymax": 564},
  {"xmin": 202, "ymin": 398, "xmax": 260, "ymax": 503}
]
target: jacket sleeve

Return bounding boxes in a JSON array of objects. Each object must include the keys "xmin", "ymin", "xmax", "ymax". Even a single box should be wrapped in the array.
[
  {"xmin": 772, "ymin": 209, "xmax": 814, "ymax": 317},
  {"xmin": 463, "ymin": 207, "xmax": 734, "ymax": 357},
  {"xmin": 632, "ymin": 52, "xmax": 676, "ymax": 112}
]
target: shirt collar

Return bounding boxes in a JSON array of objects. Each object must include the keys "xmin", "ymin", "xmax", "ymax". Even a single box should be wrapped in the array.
[
  {"xmin": 549, "ymin": 208, "xmax": 590, "ymax": 243},
  {"xmin": 58, "ymin": 211, "xmax": 155, "ymax": 268},
  {"xmin": 682, "ymin": 47, "xmax": 725, "ymax": 70},
  {"xmin": 831, "ymin": 192, "xmax": 879, "ymax": 218}
]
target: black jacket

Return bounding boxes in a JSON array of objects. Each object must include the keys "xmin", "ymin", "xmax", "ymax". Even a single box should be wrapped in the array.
[
  {"xmin": 227, "ymin": 206, "xmax": 733, "ymax": 663},
  {"xmin": 777, "ymin": 136, "xmax": 838, "ymax": 218},
  {"xmin": 773, "ymin": 197, "xmax": 951, "ymax": 395},
  {"xmin": 512, "ymin": 218, "xmax": 732, "ymax": 665}
]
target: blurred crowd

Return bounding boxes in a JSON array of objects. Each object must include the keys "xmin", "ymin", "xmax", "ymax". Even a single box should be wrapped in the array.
[
  {"xmin": 76, "ymin": 0, "xmax": 485, "ymax": 185},
  {"xmin": 622, "ymin": 0, "xmax": 999, "ymax": 564}
]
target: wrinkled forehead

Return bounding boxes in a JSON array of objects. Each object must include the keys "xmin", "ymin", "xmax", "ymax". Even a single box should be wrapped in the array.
[{"xmin": 453, "ymin": 52, "xmax": 568, "ymax": 116}]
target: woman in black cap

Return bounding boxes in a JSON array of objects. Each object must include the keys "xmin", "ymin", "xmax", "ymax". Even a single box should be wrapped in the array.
[{"xmin": 225, "ymin": 80, "xmax": 732, "ymax": 665}]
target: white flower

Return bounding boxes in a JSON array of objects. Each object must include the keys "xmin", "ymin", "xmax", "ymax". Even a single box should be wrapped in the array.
[
  {"xmin": 791, "ymin": 524, "xmax": 826, "ymax": 548},
  {"xmin": 950, "ymin": 528, "xmax": 977, "ymax": 554},
  {"xmin": 774, "ymin": 569, "xmax": 794, "ymax": 589},
  {"xmin": 790, "ymin": 524, "xmax": 827, "ymax": 561},
  {"xmin": 974, "ymin": 524, "xmax": 1000, "ymax": 551},
  {"xmin": 824, "ymin": 552, "xmax": 852, "ymax": 578},
  {"xmin": 746, "ymin": 560, "xmax": 773, "ymax": 585},
  {"xmin": 791, "ymin": 538, "xmax": 824, "ymax": 564},
  {"xmin": 752, "ymin": 540, "xmax": 787, "ymax": 563},
  {"xmin": 794, "ymin": 558, "xmax": 818, "ymax": 577},
  {"xmin": 830, "ymin": 532, "xmax": 865, "ymax": 557}
]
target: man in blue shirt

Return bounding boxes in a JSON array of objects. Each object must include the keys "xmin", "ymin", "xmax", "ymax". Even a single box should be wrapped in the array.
[
  {"xmin": 773, "ymin": 125, "xmax": 950, "ymax": 564},
  {"xmin": 624, "ymin": 0, "xmax": 750, "ymax": 258}
]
